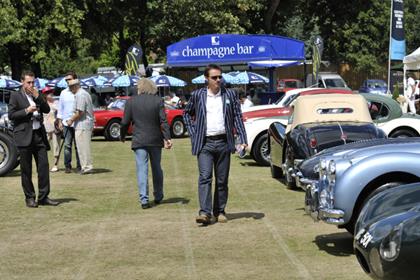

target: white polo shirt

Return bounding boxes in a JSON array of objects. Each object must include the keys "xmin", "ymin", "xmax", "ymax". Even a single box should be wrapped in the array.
[{"xmin": 206, "ymin": 88, "xmax": 225, "ymax": 136}]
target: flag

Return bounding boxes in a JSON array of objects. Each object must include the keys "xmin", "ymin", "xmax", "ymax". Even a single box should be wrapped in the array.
[
  {"xmin": 312, "ymin": 36, "xmax": 323, "ymax": 85},
  {"xmin": 390, "ymin": 0, "xmax": 405, "ymax": 60},
  {"xmin": 125, "ymin": 44, "xmax": 143, "ymax": 75}
]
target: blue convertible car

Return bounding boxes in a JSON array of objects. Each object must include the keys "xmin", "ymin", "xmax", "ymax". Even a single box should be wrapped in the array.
[{"xmin": 303, "ymin": 138, "xmax": 420, "ymax": 233}]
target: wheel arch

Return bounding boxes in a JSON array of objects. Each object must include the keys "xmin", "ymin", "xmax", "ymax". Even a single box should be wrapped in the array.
[{"xmin": 388, "ymin": 126, "xmax": 419, "ymax": 137}]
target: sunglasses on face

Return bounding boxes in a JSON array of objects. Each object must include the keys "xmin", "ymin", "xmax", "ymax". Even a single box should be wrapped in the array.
[
  {"xmin": 209, "ymin": 75, "xmax": 223, "ymax": 81},
  {"xmin": 26, "ymin": 81, "xmax": 35, "ymax": 84}
]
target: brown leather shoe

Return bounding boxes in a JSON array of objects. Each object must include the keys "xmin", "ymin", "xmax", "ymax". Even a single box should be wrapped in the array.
[
  {"xmin": 38, "ymin": 197, "xmax": 60, "ymax": 206},
  {"xmin": 217, "ymin": 213, "xmax": 228, "ymax": 223},
  {"xmin": 25, "ymin": 198, "xmax": 38, "ymax": 208},
  {"xmin": 195, "ymin": 214, "xmax": 211, "ymax": 225}
]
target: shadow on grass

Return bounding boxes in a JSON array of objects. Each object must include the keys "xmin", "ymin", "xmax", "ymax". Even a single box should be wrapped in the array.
[
  {"xmin": 90, "ymin": 168, "xmax": 112, "ymax": 174},
  {"xmin": 226, "ymin": 212, "xmax": 265, "ymax": 220},
  {"xmin": 240, "ymin": 162, "xmax": 268, "ymax": 167},
  {"xmin": 55, "ymin": 198, "xmax": 79, "ymax": 204},
  {"xmin": 158, "ymin": 197, "xmax": 190, "ymax": 205},
  {"xmin": 313, "ymin": 232, "xmax": 354, "ymax": 256},
  {"xmin": 3, "ymin": 169, "xmax": 20, "ymax": 177}
]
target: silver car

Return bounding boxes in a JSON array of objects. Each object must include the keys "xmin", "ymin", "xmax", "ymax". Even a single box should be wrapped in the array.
[{"xmin": 303, "ymin": 138, "xmax": 420, "ymax": 234}]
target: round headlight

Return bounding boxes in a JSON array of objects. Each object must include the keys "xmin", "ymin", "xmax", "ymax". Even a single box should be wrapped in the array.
[
  {"xmin": 319, "ymin": 189, "xmax": 329, "ymax": 208},
  {"xmin": 320, "ymin": 159, "xmax": 327, "ymax": 170},
  {"xmin": 379, "ymin": 223, "xmax": 403, "ymax": 261}
]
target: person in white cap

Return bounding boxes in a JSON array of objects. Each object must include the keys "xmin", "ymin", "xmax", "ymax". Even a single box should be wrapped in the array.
[{"xmin": 66, "ymin": 79, "xmax": 94, "ymax": 175}]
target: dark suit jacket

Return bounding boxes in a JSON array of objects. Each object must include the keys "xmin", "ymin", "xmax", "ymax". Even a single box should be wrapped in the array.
[
  {"xmin": 183, "ymin": 87, "xmax": 247, "ymax": 155},
  {"xmin": 120, "ymin": 94, "xmax": 170, "ymax": 150},
  {"xmin": 8, "ymin": 89, "xmax": 50, "ymax": 148}
]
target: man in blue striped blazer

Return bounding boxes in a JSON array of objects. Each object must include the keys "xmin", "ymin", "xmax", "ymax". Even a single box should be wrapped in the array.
[{"xmin": 183, "ymin": 64, "xmax": 248, "ymax": 225}]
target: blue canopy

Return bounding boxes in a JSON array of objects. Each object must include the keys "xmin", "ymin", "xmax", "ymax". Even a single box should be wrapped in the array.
[
  {"xmin": 82, "ymin": 75, "xmax": 109, "ymax": 87},
  {"xmin": 34, "ymin": 78, "xmax": 49, "ymax": 90},
  {"xmin": 0, "ymin": 78, "xmax": 21, "ymax": 89},
  {"xmin": 167, "ymin": 34, "xmax": 305, "ymax": 67},
  {"xmin": 104, "ymin": 75, "xmax": 139, "ymax": 87},
  {"xmin": 149, "ymin": 75, "xmax": 186, "ymax": 87},
  {"xmin": 228, "ymin": 71, "xmax": 269, "ymax": 84}
]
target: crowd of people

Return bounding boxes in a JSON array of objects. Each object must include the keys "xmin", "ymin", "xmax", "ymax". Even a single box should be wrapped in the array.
[{"xmin": 8, "ymin": 64, "xmax": 248, "ymax": 226}]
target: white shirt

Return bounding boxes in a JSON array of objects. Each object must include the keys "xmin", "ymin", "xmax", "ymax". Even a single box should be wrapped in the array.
[
  {"xmin": 206, "ymin": 88, "xmax": 225, "ymax": 136},
  {"xmin": 25, "ymin": 93, "xmax": 41, "ymax": 130},
  {"xmin": 57, "ymin": 88, "xmax": 75, "ymax": 127},
  {"xmin": 241, "ymin": 98, "xmax": 254, "ymax": 110},
  {"xmin": 170, "ymin": 95, "xmax": 180, "ymax": 104}
]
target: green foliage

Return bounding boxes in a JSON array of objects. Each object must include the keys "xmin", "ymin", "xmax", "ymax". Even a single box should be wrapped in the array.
[
  {"xmin": 392, "ymin": 83, "xmax": 400, "ymax": 100},
  {"xmin": 1, "ymin": 0, "xmax": 420, "ymax": 78}
]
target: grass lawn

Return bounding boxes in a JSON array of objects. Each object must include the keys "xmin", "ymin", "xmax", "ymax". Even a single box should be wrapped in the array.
[{"xmin": 0, "ymin": 137, "xmax": 369, "ymax": 280}]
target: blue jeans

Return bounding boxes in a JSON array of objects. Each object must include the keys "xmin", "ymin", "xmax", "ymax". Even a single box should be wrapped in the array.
[
  {"xmin": 63, "ymin": 126, "xmax": 80, "ymax": 169},
  {"xmin": 134, "ymin": 147, "xmax": 164, "ymax": 204}
]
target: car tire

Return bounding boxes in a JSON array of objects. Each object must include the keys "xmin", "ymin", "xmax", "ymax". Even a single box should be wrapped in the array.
[
  {"xmin": 284, "ymin": 144, "xmax": 296, "ymax": 189},
  {"xmin": 270, "ymin": 163, "xmax": 283, "ymax": 178},
  {"xmin": 344, "ymin": 182, "xmax": 403, "ymax": 235},
  {"xmin": 104, "ymin": 119, "xmax": 121, "ymax": 141},
  {"xmin": 171, "ymin": 117, "xmax": 185, "ymax": 138},
  {"xmin": 389, "ymin": 128, "xmax": 418, "ymax": 138},
  {"xmin": 0, "ymin": 131, "xmax": 19, "ymax": 176},
  {"xmin": 252, "ymin": 134, "xmax": 270, "ymax": 166}
]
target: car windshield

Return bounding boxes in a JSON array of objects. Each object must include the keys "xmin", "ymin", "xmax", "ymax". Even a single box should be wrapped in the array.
[
  {"xmin": 367, "ymin": 80, "xmax": 387, "ymax": 88},
  {"xmin": 284, "ymin": 81, "xmax": 299, "ymax": 88},
  {"xmin": 108, "ymin": 99, "xmax": 126, "ymax": 110},
  {"xmin": 325, "ymin": 78, "xmax": 346, "ymax": 88}
]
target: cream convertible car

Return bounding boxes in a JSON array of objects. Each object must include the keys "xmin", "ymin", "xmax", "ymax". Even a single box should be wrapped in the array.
[{"xmin": 244, "ymin": 93, "xmax": 420, "ymax": 166}]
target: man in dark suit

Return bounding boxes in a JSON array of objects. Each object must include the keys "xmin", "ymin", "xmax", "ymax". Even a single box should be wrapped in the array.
[
  {"xmin": 183, "ymin": 64, "xmax": 247, "ymax": 224},
  {"xmin": 8, "ymin": 71, "xmax": 59, "ymax": 208},
  {"xmin": 120, "ymin": 78, "xmax": 172, "ymax": 209}
]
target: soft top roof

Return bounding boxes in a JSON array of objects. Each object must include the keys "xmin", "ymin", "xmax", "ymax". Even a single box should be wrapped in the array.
[{"xmin": 289, "ymin": 94, "xmax": 372, "ymax": 131}]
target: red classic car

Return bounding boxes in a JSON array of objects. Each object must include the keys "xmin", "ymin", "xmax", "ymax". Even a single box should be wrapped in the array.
[
  {"xmin": 242, "ymin": 88, "xmax": 353, "ymax": 121},
  {"xmin": 93, "ymin": 96, "xmax": 186, "ymax": 141}
]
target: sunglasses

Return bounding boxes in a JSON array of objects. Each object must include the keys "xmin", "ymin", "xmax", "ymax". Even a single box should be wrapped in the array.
[
  {"xmin": 26, "ymin": 81, "xmax": 35, "ymax": 84},
  {"xmin": 65, "ymin": 78, "xmax": 73, "ymax": 82},
  {"xmin": 209, "ymin": 75, "xmax": 223, "ymax": 81}
]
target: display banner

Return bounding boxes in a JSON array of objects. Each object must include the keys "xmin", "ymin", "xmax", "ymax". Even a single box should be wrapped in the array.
[
  {"xmin": 312, "ymin": 36, "xmax": 323, "ymax": 85},
  {"xmin": 167, "ymin": 34, "xmax": 305, "ymax": 66},
  {"xmin": 390, "ymin": 0, "xmax": 406, "ymax": 60},
  {"xmin": 125, "ymin": 44, "xmax": 143, "ymax": 75}
]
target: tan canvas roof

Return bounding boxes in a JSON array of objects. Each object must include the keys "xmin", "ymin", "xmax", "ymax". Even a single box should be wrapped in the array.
[{"xmin": 288, "ymin": 94, "xmax": 372, "ymax": 131}]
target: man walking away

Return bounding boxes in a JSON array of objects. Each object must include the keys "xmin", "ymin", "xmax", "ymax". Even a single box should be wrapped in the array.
[{"xmin": 120, "ymin": 78, "xmax": 172, "ymax": 209}]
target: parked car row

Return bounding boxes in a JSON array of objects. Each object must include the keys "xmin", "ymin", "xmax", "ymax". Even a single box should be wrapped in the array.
[{"xmin": 252, "ymin": 91, "xmax": 420, "ymax": 279}]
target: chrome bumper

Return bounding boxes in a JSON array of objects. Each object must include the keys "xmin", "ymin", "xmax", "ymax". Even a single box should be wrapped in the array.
[{"xmin": 304, "ymin": 182, "xmax": 345, "ymax": 225}]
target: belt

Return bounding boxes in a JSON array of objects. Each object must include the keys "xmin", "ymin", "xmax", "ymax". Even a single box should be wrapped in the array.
[{"xmin": 206, "ymin": 134, "xmax": 227, "ymax": 140}]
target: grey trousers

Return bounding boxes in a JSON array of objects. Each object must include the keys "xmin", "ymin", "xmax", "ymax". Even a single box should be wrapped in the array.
[{"xmin": 197, "ymin": 138, "xmax": 231, "ymax": 217}]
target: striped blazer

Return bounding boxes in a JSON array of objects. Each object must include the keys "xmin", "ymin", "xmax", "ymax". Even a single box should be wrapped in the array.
[{"xmin": 183, "ymin": 87, "xmax": 247, "ymax": 155}]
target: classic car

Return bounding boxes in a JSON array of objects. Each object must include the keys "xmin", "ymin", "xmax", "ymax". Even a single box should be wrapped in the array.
[
  {"xmin": 93, "ymin": 96, "xmax": 186, "ymax": 141},
  {"xmin": 241, "ymin": 88, "xmax": 312, "ymax": 113},
  {"xmin": 268, "ymin": 94, "xmax": 386, "ymax": 187},
  {"xmin": 358, "ymin": 79, "xmax": 388, "ymax": 95},
  {"xmin": 354, "ymin": 183, "xmax": 420, "ymax": 279},
  {"xmin": 362, "ymin": 93, "xmax": 420, "ymax": 137},
  {"xmin": 243, "ymin": 89, "xmax": 353, "ymax": 166},
  {"xmin": 0, "ymin": 116, "xmax": 19, "ymax": 176},
  {"xmin": 303, "ymin": 138, "xmax": 420, "ymax": 234},
  {"xmin": 242, "ymin": 88, "xmax": 351, "ymax": 121}
]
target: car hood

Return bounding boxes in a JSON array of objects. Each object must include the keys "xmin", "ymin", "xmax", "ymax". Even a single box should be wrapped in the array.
[
  {"xmin": 93, "ymin": 109, "xmax": 123, "ymax": 117},
  {"xmin": 299, "ymin": 138, "xmax": 420, "ymax": 179}
]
